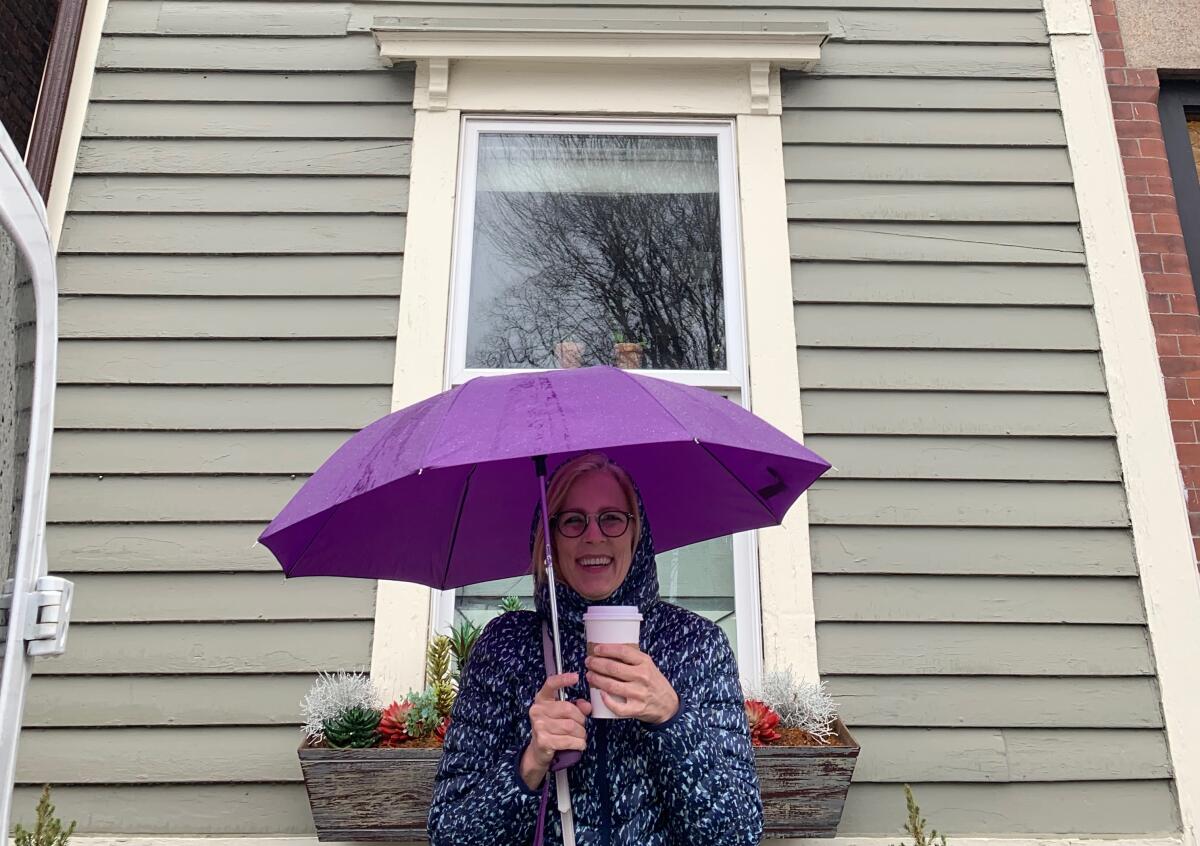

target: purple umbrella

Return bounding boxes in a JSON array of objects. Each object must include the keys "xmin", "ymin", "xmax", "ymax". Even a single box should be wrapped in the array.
[
  {"xmin": 259, "ymin": 365, "xmax": 829, "ymax": 591},
  {"xmin": 259, "ymin": 365, "xmax": 829, "ymax": 844}
]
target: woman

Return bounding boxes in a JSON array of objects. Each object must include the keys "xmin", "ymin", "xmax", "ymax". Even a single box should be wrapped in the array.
[{"xmin": 427, "ymin": 452, "xmax": 764, "ymax": 845}]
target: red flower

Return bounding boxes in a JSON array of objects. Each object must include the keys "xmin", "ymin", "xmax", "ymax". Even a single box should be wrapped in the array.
[
  {"xmin": 435, "ymin": 715, "xmax": 452, "ymax": 742},
  {"xmin": 379, "ymin": 701, "xmax": 413, "ymax": 747},
  {"xmin": 745, "ymin": 699, "xmax": 782, "ymax": 746}
]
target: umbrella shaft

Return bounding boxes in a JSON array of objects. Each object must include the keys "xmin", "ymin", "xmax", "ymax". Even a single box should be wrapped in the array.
[{"xmin": 537, "ymin": 458, "xmax": 569, "ymax": 703}]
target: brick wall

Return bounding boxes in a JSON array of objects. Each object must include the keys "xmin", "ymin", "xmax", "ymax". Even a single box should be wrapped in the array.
[
  {"xmin": 1091, "ymin": 0, "xmax": 1200, "ymax": 560},
  {"xmin": 0, "ymin": 0, "xmax": 59, "ymax": 154}
]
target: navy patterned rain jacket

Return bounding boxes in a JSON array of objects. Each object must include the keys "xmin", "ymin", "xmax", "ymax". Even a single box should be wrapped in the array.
[{"xmin": 427, "ymin": 491, "xmax": 764, "ymax": 845}]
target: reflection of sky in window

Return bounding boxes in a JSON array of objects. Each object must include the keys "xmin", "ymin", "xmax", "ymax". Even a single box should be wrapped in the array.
[{"xmin": 464, "ymin": 132, "xmax": 724, "ymax": 370}]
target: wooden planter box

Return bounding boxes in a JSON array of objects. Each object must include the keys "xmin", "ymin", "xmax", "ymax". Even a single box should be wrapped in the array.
[{"xmin": 299, "ymin": 719, "xmax": 859, "ymax": 841}]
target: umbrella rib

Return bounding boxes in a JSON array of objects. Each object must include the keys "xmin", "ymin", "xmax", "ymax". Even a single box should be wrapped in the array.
[
  {"xmin": 440, "ymin": 463, "xmax": 478, "ymax": 591},
  {"xmin": 624, "ymin": 372, "xmax": 780, "ymax": 526},
  {"xmin": 695, "ymin": 440, "xmax": 779, "ymax": 526},
  {"xmin": 417, "ymin": 382, "xmax": 470, "ymax": 476},
  {"xmin": 281, "ymin": 498, "xmax": 344, "ymax": 578}
]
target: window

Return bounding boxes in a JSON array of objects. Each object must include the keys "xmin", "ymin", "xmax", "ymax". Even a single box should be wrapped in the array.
[
  {"xmin": 435, "ymin": 118, "xmax": 759, "ymax": 667},
  {"xmin": 1160, "ymin": 81, "xmax": 1200, "ymax": 292}
]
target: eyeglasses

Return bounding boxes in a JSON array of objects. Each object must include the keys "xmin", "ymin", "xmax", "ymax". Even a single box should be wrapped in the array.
[{"xmin": 551, "ymin": 510, "xmax": 633, "ymax": 539}]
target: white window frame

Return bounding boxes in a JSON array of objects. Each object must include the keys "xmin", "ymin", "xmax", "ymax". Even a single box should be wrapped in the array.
[
  {"xmin": 433, "ymin": 115, "xmax": 763, "ymax": 679},
  {"xmin": 445, "ymin": 117, "xmax": 748, "ymax": 392}
]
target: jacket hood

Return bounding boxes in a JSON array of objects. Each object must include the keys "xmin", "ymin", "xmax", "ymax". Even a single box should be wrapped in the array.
[{"xmin": 532, "ymin": 473, "xmax": 661, "ymax": 630}]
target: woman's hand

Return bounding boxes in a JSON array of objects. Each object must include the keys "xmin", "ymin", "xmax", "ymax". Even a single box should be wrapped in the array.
[
  {"xmin": 520, "ymin": 672, "xmax": 592, "ymax": 791},
  {"xmin": 586, "ymin": 644, "xmax": 680, "ymax": 725}
]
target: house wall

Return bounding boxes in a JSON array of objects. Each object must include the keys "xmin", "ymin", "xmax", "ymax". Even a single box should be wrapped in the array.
[
  {"xmin": 782, "ymin": 4, "xmax": 1176, "ymax": 829},
  {"xmin": 11, "ymin": 33, "xmax": 408, "ymax": 832},
  {"xmin": 10, "ymin": 0, "xmax": 1184, "ymax": 839}
]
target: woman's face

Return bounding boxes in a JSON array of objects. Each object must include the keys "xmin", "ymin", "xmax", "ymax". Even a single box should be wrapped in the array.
[{"xmin": 553, "ymin": 469, "xmax": 636, "ymax": 601}]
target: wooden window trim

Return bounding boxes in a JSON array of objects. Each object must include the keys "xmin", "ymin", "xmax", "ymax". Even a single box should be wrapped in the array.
[
  {"xmin": 1159, "ymin": 79, "xmax": 1200, "ymax": 294},
  {"xmin": 24, "ymin": 0, "xmax": 87, "ymax": 200}
]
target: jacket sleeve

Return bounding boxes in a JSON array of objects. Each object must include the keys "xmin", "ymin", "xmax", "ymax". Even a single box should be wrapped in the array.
[
  {"xmin": 640, "ymin": 624, "xmax": 764, "ymax": 845},
  {"xmin": 427, "ymin": 615, "xmax": 543, "ymax": 846}
]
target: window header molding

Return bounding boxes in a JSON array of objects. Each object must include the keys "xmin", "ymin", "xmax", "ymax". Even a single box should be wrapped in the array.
[{"xmin": 371, "ymin": 17, "xmax": 828, "ymax": 114}]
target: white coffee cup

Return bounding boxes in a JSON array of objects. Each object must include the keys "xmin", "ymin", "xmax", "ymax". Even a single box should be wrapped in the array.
[{"xmin": 582, "ymin": 605, "xmax": 643, "ymax": 719}]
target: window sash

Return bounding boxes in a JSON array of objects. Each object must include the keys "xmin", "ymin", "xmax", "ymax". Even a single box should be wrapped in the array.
[
  {"xmin": 434, "ymin": 116, "xmax": 762, "ymax": 680},
  {"xmin": 445, "ymin": 117, "xmax": 747, "ymax": 388}
]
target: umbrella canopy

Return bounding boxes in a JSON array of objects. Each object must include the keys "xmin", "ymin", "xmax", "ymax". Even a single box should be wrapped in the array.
[{"xmin": 259, "ymin": 366, "xmax": 830, "ymax": 589}]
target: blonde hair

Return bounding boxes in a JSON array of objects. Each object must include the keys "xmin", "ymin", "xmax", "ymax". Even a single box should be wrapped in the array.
[{"xmin": 530, "ymin": 452, "xmax": 641, "ymax": 588}]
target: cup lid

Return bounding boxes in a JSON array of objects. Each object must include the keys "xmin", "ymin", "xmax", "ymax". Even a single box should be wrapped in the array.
[{"xmin": 583, "ymin": 605, "xmax": 643, "ymax": 621}]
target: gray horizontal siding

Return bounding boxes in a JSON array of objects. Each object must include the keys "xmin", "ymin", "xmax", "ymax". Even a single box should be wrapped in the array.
[
  {"xmin": 780, "ymin": 0, "xmax": 1173, "ymax": 828},
  {"xmin": 808, "ymin": 435, "xmax": 1120, "ymax": 480},
  {"xmin": 60, "ymin": 214, "xmax": 406, "ymax": 254},
  {"xmin": 793, "ymin": 264, "xmax": 1092, "ymax": 305},
  {"xmin": 54, "ymin": 385, "xmax": 392, "ymax": 428},
  {"xmin": 802, "ymin": 391, "xmax": 1115, "ymax": 435},
  {"xmin": 68, "ymin": 176, "xmax": 410, "ymax": 213},
  {"xmin": 34, "ymin": 622, "xmax": 373, "ymax": 674},
  {"xmin": 9, "ymin": 786, "xmax": 314, "ymax": 834},
  {"xmin": 76, "ymin": 138, "xmax": 412, "ymax": 174},
  {"xmin": 23, "ymin": 19, "xmax": 400, "ymax": 837},
  {"xmin": 56, "ymin": 339, "xmax": 396, "ymax": 383},
  {"xmin": 839, "ymin": 782, "xmax": 1179, "ymax": 834},
  {"xmin": 52, "ymin": 431, "xmax": 352, "ymax": 472},
  {"xmin": 809, "ymin": 526, "xmax": 1137, "ymax": 575},
  {"xmin": 57, "ymin": 255, "xmax": 405, "ymax": 295},
  {"xmin": 22, "ymin": 0, "xmax": 1178, "ymax": 836},
  {"xmin": 812, "ymin": 575, "xmax": 1145, "ymax": 623},
  {"xmin": 826, "ymin": 676, "xmax": 1163, "ymax": 727},
  {"xmin": 59, "ymin": 296, "xmax": 401, "ymax": 337},
  {"xmin": 23, "ymin": 675, "xmax": 316, "ymax": 727}
]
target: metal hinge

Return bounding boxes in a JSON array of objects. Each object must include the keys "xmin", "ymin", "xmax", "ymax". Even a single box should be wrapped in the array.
[{"xmin": 0, "ymin": 576, "xmax": 74, "ymax": 657}]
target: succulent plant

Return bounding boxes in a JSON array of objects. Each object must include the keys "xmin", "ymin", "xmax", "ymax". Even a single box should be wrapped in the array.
[
  {"xmin": 403, "ymin": 687, "xmax": 443, "ymax": 739},
  {"xmin": 300, "ymin": 670, "xmax": 378, "ymax": 743},
  {"xmin": 435, "ymin": 715, "xmax": 452, "ymax": 742},
  {"xmin": 426, "ymin": 635, "xmax": 456, "ymax": 718},
  {"xmin": 748, "ymin": 668, "xmax": 838, "ymax": 743},
  {"xmin": 378, "ymin": 700, "xmax": 413, "ymax": 747},
  {"xmin": 448, "ymin": 618, "xmax": 482, "ymax": 686},
  {"xmin": 498, "ymin": 595, "xmax": 524, "ymax": 613},
  {"xmin": 322, "ymin": 705, "xmax": 382, "ymax": 748},
  {"xmin": 745, "ymin": 699, "xmax": 782, "ymax": 746}
]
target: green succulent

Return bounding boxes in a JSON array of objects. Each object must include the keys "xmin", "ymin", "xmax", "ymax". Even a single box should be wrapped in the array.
[
  {"xmin": 448, "ymin": 618, "xmax": 483, "ymax": 686},
  {"xmin": 498, "ymin": 595, "xmax": 524, "ymax": 613},
  {"xmin": 403, "ymin": 687, "xmax": 443, "ymax": 739},
  {"xmin": 427, "ymin": 635, "xmax": 456, "ymax": 718},
  {"xmin": 322, "ymin": 705, "xmax": 381, "ymax": 748}
]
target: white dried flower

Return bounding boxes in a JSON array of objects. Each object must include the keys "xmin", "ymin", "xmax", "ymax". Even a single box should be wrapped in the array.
[
  {"xmin": 747, "ymin": 668, "xmax": 838, "ymax": 743},
  {"xmin": 300, "ymin": 670, "xmax": 379, "ymax": 742}
]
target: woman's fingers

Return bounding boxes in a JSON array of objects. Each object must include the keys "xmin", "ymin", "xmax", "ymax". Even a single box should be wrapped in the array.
[
  {"xmin": 535, "ymin": 672, "xmax": 579, "ymax": 701},
  {"xmin": 585, "ymin": 656, "xmax": 640, "ymax": 682},
  {"xmin": 586, "ymin": 672, "xmax": 636, "ymax": 701}
]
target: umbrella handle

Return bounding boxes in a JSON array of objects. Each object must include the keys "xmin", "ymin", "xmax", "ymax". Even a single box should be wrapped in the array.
[{"xmin": 535, "ymin": 456, "xmax": 570, "ymax": 703}]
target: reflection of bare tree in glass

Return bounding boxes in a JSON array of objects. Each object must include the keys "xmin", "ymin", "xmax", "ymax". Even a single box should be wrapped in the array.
[{"xmin": 470, "ymin": 135, "xmax": 726, "ymax": 370}]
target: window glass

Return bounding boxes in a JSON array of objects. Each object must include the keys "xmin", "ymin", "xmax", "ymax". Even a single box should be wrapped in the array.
[{"xmin": 464, "ymin": 131, "xmax": 727, "ymax": 372}]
